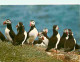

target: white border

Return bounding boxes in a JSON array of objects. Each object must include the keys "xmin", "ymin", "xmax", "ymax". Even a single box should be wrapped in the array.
[{"xmin": 0, "ymin": 0, "xmax": 80, "ymax": 5}]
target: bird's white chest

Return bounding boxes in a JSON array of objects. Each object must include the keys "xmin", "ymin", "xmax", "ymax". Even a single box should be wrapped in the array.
[
  {"xmin": 5, "ymin": 27, "xmax": 12, "ymax": 41},
  {"xmin": 24, "ymin": 31, "xmax": 27, "ymax": 38},
  {"xmin": 22, "ymin": 31, "xmax": 27, "ymax": 45},
  {"xmin": 74, "ymin": 38, "xmax": 76, "ymax": 44},
  {"xmin": 24, "ymin": 31, "xmax": 27, "ymax": 41},
  {"xmin": 43, "ymin": 37, "xmax": 49, "ymax": 46},
  {"xmin": 27, "ymin": 28, "xmax": 38, "ymax": 44},
  {"xmin": 55, "ymin": 33, "xmax": 60, "ymax": 49},
  {"xmin": 29, "ymin": 28, "xmax": 38, "ymax": 39},
  {"xmin": 56, "ymin": 33, "xmax": 60, "ymax": 40}
]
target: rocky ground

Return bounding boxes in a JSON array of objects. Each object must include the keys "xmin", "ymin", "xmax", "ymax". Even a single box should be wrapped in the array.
[{"xmin": 36, "ymin": 46, "xmax": 80, "ymax": 62}]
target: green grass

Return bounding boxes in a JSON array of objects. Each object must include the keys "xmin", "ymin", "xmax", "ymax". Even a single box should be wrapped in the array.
[{"xmin": 0, "ymin": 41, "xmax": 62, "ymax": 62}]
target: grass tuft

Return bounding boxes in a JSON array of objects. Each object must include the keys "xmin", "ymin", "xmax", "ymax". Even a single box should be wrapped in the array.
[{"xmin": 0, "ymin": 41, "xmax": 62, "ymax": 62}]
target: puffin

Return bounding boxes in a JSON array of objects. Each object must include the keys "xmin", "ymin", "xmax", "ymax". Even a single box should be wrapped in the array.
[
  {"xmin": 0, "ymin": 31, "xmax": 6, "ymax": 41},
  {"xmin": 34, "ymin": 28, "xmax": 49, "ymax": 46},
  {"xmin": 13, "ymin": 22, "xmax": 27, "ymax": 45},
  {"xmin": 68, "ymin": 29, "xmax": 80, "ymax": 49},
  {"xmin": 34, "ymin": 34, "xmax": 44, "ymax": 46},
  {"xmin": 35, "ymin": 34, "xmax": 49, "ymax": 47},
  {"xmin": 57, "ymin": 29, "xmax": 69, "ymax": 50},
  {"xmin": 27, "ymin": 20, "xmax": 38, "ymax": 45},
  {"xmin": 3, "ymin": 19, "xmax": 15, "ymax": 42},
  {"xmin": 64, "ymin": 29, "xmax": 76, "ymax": 52},
  {"xmin": 45, "ymin": 25, "xmax": 60, "ymax": 51}
]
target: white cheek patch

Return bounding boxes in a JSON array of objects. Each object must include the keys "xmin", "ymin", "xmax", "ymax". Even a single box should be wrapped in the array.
[
  {"xmin": 56, "ymin": 26, "xmax": 58, "ymax": 30},
  {"xmin": 18, "ymin": 23, "xmax": 19, "ymax": 27},
  {"xmin": 43, "ymin": 29, "xmax": 45, "ymax": 32},
  {"xmin": 43, "ymin": 29, "xmax": 48, "ymax": 33},
  {"xmin": 66, "ymin": 29, "xmax": 69, "ymax": 33},
  {"xmin": 6, "ymin": 21, "xmax": 11, "ymax": 24},
  {"xmin": 31, "ymin": 21, "xmax": 35, "ymax": 26}
]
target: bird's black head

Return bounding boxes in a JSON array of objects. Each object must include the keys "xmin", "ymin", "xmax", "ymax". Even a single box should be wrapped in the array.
[
  {"xmin": 63, "ymin": 29, "xmax": 69, "ymax": 35},
  {"xmin": 30, "ymin": 20, "xmax": 35, "ymax": 27},
  {"xmin": 38, "ymin": 34, "xmax": 44, "ymax": 40},
  {"xmin": 53, "ymin": 25, "xmax": 59, "ymax": 31},
  {"xmin": 16, "ymin": 22, "xmax": 24, "ymax": 31},
  {"xmin": 43, "ymin": 28, "xmax": 48, "ymax": 34},
  {"xmin": 68, "ymin": 29, "xmax": 73, "ymax": 35},
  {"xmin": 3, "ymin": 19, "xmax": 11, "ymax": 25}
]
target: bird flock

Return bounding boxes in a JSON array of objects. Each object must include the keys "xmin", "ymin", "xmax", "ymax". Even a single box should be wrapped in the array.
[{"xmin": 0, "ymin": 19, "xmax": 80, "ymax": 53}]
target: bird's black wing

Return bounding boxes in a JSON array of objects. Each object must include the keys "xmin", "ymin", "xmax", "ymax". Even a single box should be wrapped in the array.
[{"xmin": 9, "ymin": 30, "xmax": 16, "ymax": 41}]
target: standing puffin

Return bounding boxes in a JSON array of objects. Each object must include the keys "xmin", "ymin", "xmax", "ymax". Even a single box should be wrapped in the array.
[
  {"xmin": 13, "ymin": 22, "xmax": 27, "ymax": 45},
  {"xmin": 3, "ymin": 19, "xmax": 15, "ymax": 42},
  {"xmin": 57, "ymin": 29, "xmax": 69, "ymax": 50},
  {"xmin": 45, "ymin": 25, "xmax": 60, "ymax": 51},
  {"xmin": 0, "ymin": 31, "xmax": 6, "ymax": 41},
  {"xmin": 27, "ymin": 20, "xmax": 38, "ymax": 45},
  {"xmin": 68, "ymin": 29, "xmax": 80, "ymax": 49},
  {"xmin": 64, "ymin": 29, "xmax": 76, "ymax": 52}
]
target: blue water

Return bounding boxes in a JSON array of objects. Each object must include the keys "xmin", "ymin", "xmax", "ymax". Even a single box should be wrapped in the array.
[{"xmin": 0, "ymin": 5, "xmax": 80, "ymax": 44}]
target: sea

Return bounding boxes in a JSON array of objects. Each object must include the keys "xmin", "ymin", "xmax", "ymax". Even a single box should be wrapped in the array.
[{"xmin": 0, "ymin": 5, "xmax": 80, "ymax": 45}]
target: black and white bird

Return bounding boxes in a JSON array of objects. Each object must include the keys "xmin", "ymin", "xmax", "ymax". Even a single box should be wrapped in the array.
[
  {"xmin": 3, "ymin": 19, "xmax": 15, "ymax": 42},
  {"xmin": 64, "ymin": 29, "xmax": 76, "ymax": 52},
  {"xmin": 13, "ymin": 22, "xmax": 27, "ymax": 45},
  {"xmin": 34, "ymin": 33, "xmax": 49, "ymax": 47},
  {"xmin": 45, "ymin": 25, "xmax": 60, "ymax": 51},
  {"xmin": 57, "ymin": 29, "xmax": 69, "ymax": 50},
  {"xmin": 27, "ymin": 20, "xmax": 38, "ymax": 45},
  {"xmin": 34, "ymin": 28, "xmax": 49, "ymax": 46},
  {"xmin": 0, "ymin": 31, "xmax": 6, "ymax": 41},
  {"xmin": 68, "ymin": 29, "xmax": 80, "ymax": 49},
  {"xmin": 37, "ymin": 28, "xmax": 49, "ymax": 39}
]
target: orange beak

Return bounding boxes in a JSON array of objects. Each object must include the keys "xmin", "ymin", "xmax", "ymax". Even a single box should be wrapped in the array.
[
  {"xmin": 37, "ymin": 33, "xmax": 39, "ymax": 36},
  {"xmin": 16, "ymin": 25, "xmax": 18, "ymax": 28},
  {"xmin": 42, "ymin": 37, "xmax": 44, "ymax": 40},
  {"xmin": 3, "ymin": 21, "xmax": 6, "ymax": 25},
  {"xmin": 45, "ymin": 30, "xmax": 48, "ymax": 33},
  {"xmin": 58, "ymin": 27, "xmax": 59, "ymax": 30},
  {"xmin": 30, "ymin": 22, "xmax": 31, "ymax": 27}
]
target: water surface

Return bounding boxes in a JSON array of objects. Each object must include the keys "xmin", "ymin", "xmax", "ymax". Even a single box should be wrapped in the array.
[{"xmin": 0, "ymin": 5, "xmax": 80, "ymax": 44}]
